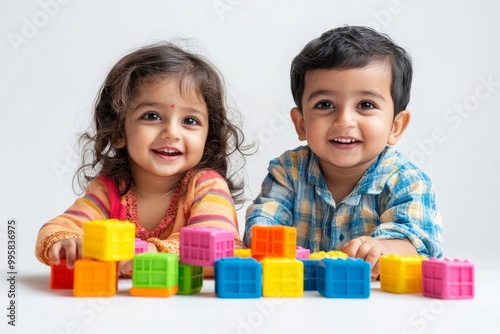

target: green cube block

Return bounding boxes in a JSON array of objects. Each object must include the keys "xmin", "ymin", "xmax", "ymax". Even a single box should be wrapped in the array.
[
  {"xmin": 178, "ymin": 263, "xmax": 203, "ymax": 295},
  {"xmin": 133, "ymin": 253, "xmax": 178, "ymax": 288}
]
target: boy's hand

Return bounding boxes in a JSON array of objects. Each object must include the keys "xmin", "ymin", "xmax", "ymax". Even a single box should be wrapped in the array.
[
  {"xmin": 341, "ymin": 236, "xmax": 389, "ymax": 279},
  {"xmin": 49, "ymin": 238, "xmax": 83, "ymax": 269}
]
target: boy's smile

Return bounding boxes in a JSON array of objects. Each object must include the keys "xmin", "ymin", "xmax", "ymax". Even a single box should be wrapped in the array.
[{"xmin": 291, "ymin": 61, "xmax": 410, "ymax": 184}]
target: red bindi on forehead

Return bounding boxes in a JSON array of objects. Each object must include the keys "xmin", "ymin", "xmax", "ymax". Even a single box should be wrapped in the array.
[{"xmin": 170, "ymin": 104, "xmax": 175, "ymax": 108}]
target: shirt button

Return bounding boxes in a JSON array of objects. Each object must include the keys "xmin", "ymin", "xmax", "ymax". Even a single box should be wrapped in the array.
[{"xmin": 339, "ymin": 233, "xmax": 344, "ymax": 241}]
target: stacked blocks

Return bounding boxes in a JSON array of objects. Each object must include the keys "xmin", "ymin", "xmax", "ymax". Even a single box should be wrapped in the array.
[
  {"xmin": 178, "ymin": 263, "xmax": 203, "ymax": 295},
  {"xmin": 73, "ymin": 219, "xmax": 135, "ymax": 297},
  {"xmin": 180, "ymin": 226, "xmax": 234, "ymax": 266},
  {"xmin": 422, "ymin": 258, "xmax": 474, "ymax": 299},
  {"xmin": 308, "ymin": 250, "xmax": 348, "ymax": 260},
  {"xmin": 50, "ymin": 259, "xmax": 74, "ymax": 289},
  {"xmin": 215, "ymin": 258, "xmax": 262, "ymax": 298},
  {"xmin": 317, "ymin": 258, "xmax": 370, "ymax": 298},
  {"xmin": 234, "ymin": 248, "xmax": 252, "ymax": 258},
  {"xmin": 380, "ymin": 254, "xmax": 426, "ymax": 293},
  {"xmin": 130, "ymin": 253, "xmax": 179, "ymax": 297},
  {"xmin": 73, "ymin": 259, "xmax": 117, "ymax": 297}
]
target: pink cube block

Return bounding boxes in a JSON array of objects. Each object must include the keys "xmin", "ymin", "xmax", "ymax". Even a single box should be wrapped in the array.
[
  {"xmin": 135, "ymin": 238, "xmax": 148, "ymax": 255},
  {"xmin": 295, "ymin": 246, "xmax": 310, "ymax": 259},
  {"xmin": 422, "ymin": 258, "xmax": 474, "ymax": 299},
  {"xmin": 180, "ymin": 226, "xmax": 234, "ymax": 266}
]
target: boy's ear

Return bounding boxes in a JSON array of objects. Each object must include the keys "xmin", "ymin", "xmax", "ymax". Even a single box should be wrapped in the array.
[
  {"xmin": 290, "ymin": 107, "xmax": 307, "ymax": 141},
  {"xmin": 388, "ymin": 110, "xmax": 411, "ymax": 145}
]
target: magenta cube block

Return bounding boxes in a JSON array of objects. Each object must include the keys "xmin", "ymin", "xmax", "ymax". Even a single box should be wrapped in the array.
[
  {"xmin": 180, "ymin": 226, "xmax": 234, "ymax": 266},
  {"xmin": 296, "ymin": 246, "xmax": 311, "ymax": 259},
  {"xmin": 135, "ymin": 238, "xmax": 148, "ymax": 255},
  {"xmin": 422, "ymin": 258, "xmax": 474, "ymax": 299}
]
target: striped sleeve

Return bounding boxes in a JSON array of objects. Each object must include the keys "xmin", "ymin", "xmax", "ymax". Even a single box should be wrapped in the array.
[{"xmin": 35, "ymin": 178, "xmax": 112, "ymax": 265}]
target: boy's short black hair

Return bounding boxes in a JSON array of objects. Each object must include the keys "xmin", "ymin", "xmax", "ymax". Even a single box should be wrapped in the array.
[{"xmin": 290, "ymin": 25, "xmax": 412, "ymax": 117}]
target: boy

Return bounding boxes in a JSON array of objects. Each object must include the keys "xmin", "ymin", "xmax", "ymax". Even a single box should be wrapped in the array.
[{"xmin": 244, "ymin": 26, "xmax": 443, "ymax": 279}]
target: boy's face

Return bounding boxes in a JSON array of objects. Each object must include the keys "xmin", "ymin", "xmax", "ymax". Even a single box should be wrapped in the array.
[{"xmin": 291, "ymin": 62, "xmax": 410, "ymax": 176}]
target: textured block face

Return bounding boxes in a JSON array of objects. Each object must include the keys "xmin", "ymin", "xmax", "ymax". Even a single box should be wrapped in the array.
[
  {"xmin": 301, "ymin": 259, "xmax": 319, "ymax": 291},
  {"xmin": 262, "ymin": 258, "xmax": 303, "ymax": 297},
  {"xmin": 380, "ymin": 255, "xmax": 425, "ymax": 293},
  {"xmin": 180, "ymin": 226, "xmax": 234, "ymax": 266},
  {"xmin": 83, "ymin": 219, "xmax": 135, "ymax": 261},
  {"xmin": 133, "ymin": 253, "xmax": 179, "ymax": 289},
  {"xmin": 251, "ymin": 226, "xmax": 297, "ymax": 258},
  {"xmin": 317, "ymin": 258, "xmax": 370, "ymax": 298},
  {"xmin": 422, "ymin": 259, "xmax": 474, "ymax": 299},
  {"xmin": 178, "ymin": 264, "xmax": 203, "ymax": 295},
  {"xmin": 215, "ymin": 258, "xmax": 262, "ymax": 298},
  {"xmin": 50, "ymin": 259, "xmax": 74, "ymax": 289},
  {"xmin": 73, "ymin": 259, "xmax": 117, "ymax": 297}
]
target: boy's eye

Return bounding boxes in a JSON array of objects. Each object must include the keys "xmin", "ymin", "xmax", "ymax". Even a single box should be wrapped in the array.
[
  {"xmin": 182, "ymin": 117, "xmax": 200, "ymax": 126},
  {"xmin": 315, "ymin": 101, "xmax": 334, "ymax": 109},
  {"xmin": 358, "ymin": 101, "xmax": 376, "ymax": 109},
  {"xmin": 141, "ymin": 112, "xmax": 161, "ymax": 121}
]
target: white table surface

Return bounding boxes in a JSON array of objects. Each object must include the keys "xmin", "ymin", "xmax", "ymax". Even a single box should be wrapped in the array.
[{"xmin": 2, "ymin": 269, "xmax": 499, "ymax": 334}]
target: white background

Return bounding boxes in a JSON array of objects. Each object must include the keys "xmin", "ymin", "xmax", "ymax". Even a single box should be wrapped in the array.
[{"xmin": 1, "ymin": 0, "xmax": 499, "ymax": 274}]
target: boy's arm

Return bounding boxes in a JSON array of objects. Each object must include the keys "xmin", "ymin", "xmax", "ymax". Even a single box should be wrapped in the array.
[
  {"xmin": 244, "ymin": 159, "xmax": 296, "ymax": 247},
  {"xmin": 35, "ymin": 178, "xmax": 112, "ymax": 265},
  {"xmin": 370, "ymin": 171, "xmax": 443, "ymax": 258}
]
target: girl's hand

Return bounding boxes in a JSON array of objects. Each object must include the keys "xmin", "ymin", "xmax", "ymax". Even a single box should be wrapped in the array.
[{"xmin": 48, "ymin": 238, "xmax": 83, "ymax": 269}]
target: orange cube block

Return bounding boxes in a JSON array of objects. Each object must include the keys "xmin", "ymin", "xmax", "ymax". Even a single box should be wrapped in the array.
[
  {"xmin": 73, "ymin": 259, "xmax": 117, "ymax": 297},
  {"xmin": 251, "ymin": 225, "xmax": 296, "ymax": 258}
]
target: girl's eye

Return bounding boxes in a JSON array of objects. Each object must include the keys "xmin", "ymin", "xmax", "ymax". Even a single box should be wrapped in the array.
[
  {"xmin": 358, "ymin": 101, "xmax": 376, "ymax": 109},
  {"xmin": 315, "ymin": 101, "xmax": 334, "ymax": 109},
  {"xmin": 141, "ymin": 112, "xmax": 161, "ymax": 121},
  {"xmin": 182, "ymin": 117, "xmax": 200, "ymax": 126}
]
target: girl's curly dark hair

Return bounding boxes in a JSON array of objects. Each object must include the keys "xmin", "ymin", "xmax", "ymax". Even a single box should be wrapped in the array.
[{"xmin": 75, "ymin": 42, "xmax": 252, "ymax": 205}]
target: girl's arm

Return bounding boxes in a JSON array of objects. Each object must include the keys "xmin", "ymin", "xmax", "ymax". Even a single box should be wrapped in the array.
[{"xmin": 35, "ymin": 178, "xmax": 113, "ymax": 265}]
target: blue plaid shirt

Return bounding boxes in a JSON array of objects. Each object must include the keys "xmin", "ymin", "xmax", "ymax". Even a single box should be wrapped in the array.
[{"xmin": 244, "ymin": 146, "xmax": 443, "ymax": 258}]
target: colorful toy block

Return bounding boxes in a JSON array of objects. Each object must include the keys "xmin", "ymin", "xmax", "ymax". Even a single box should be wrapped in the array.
[
  {"xmin": 135, "ymin": 238, "xmax": 148, "ymax": 255},
  {"xmin": 130, "ymin": 286, "xmax": 178, "ymax": 297},
  {"xmin": 82, "ymin": 219, "xmax": 135, "ymax": 262},
  {"xmin": 234, "ymin": 248, "xmax": 252, "ymax": 258},
  {"xmin": 295, "ymin": 246, "xmax": 311, "ymax": 259},
  {"xmin": 422, "ymin": 258, "xmax": 474, "ymax": 299},
  {"xmin": 73, "ymin": 259, "xmax": 117, "ymax": 297},
  {"xmin": 300, "ymin": 259, "xmax": 319, "ymax": 291},
  {"xmin": 215, "ymin": 258, "xmax": 262, "ymax": 298},
  {"xmin": 180, "ymin": 226, "xmax": 234, "ymax": 266},
  {"xmin": 380, "ymin": 254, "xmax": 426, "ymax": 293},
  {"xmin": 178, "ymin": 263, "xmax": 203, "ymax": 295},
  {"xmin": 251, "ymin": 225, "xmax": 296, "ymax": 258},
  {"xmin": 50, "ymin": 259, "xmax": 74, "ymax": 289},
  {"xmin": 261, "ymin": 258, "xmax": 303, "ymax": 297},
  {"xmin": 317, "ymin": 258, "xmax": 370, "ymax": 298},
  {"xmin": 132, "ymin": 253, "xmax": 179, "ymax": 289},
  {"xmin": 308, "ymin": 250, "xmax": 348, "ymax": 260}
]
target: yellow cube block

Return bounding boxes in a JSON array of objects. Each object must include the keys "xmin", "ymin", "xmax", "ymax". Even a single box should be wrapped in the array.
[
  {"xmin": 234, "ymin": 248, "xmax": 252, "ymax": 258},
  {"xmin": 83, "ymin": 219, "xmax": 135, "ymax": 261},
  {"xmin": 380, "ymin": 254, "xmax": 426, "ymax": 293},
  {"xmin": 262, "ymin": 258, "xmax": 303, "ymax": 297}
]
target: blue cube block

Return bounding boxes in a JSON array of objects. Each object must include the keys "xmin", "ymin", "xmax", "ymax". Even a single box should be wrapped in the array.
[
  {"xmin": 215, "ymin": 258, "xmax": 262, "ymax": 298},
  {"xmin": 317, "ymin": 258, "xmax": 370, "ymax": 298},
  {"xmin": 301, "ymin": 259, "xmax": 319, "ymax": 291}
]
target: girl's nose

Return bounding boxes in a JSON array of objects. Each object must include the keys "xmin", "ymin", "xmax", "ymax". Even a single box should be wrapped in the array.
[{"xmin": 161, "ymin": 122, "xmax": 180, "ymax": 139}]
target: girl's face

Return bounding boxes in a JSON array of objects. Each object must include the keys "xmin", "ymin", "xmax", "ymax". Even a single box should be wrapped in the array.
[{"xmin": 120, "ymin": 77, "xmax": 209, "ymax": 184}]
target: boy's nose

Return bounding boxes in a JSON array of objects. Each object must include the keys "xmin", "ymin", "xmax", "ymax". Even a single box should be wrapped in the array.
[{"xmin": 333, "ymin": 108, "xmax": 356, "ymax": 128}]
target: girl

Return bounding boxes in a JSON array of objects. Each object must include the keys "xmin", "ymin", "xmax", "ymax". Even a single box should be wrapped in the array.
[{"xmin": 35, "ymin": 42, "xmax": 250, "ymax": 276}]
